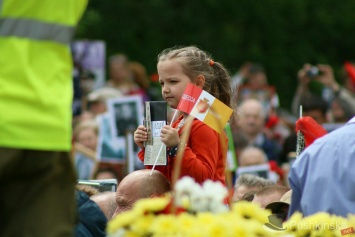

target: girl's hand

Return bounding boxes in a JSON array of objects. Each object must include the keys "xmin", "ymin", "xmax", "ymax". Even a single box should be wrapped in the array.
[
  {"xmin": 134, "ymin": 125, "xmax": 148, "ymax": 149},
  {"xmin": 160, "ymin": 125, "xmax": 180, "ymax": 148}
]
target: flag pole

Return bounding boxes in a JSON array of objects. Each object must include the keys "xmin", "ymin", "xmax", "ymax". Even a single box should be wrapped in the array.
[
  {"xmin": 299, "ymin": 105, "xmax": 303, "ymax": 118},
  {"xmin": 170, "ymin": 114, "xmax": 194, "ymax": 214},
  {"xmin": 171, "ymin": 115, "xmax": 194, "ymax": 186},
  {"xmin": 150, "ymin": 109, "xmax": 180, "ymax": 175},
  {"xmin": 213, "ymin": 107, "xmax": 233, "ymax": 206}
]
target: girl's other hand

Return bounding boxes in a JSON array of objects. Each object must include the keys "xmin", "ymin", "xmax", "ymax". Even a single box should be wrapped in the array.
[
  {"xmin": 160, "ymin": 125, "xmax": 180, "ymax": 147},
  {"xmin": 134, "ymin": 125, "xmax": 148, "ymax": 149}
]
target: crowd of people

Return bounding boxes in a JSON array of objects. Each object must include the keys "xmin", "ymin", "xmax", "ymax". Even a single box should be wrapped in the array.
[
  {"xmin": 71, "ymin": 45, "xmax": 355, "ymax": 235},
  {"xmin": 1, "ymin": 2, "xmax": 355, "ymax": 234}
]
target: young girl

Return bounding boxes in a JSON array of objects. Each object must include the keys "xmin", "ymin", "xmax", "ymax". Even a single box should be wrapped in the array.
[{"xmin": 134, "ymin": 46, "xmax": 233, "ymax": 185}]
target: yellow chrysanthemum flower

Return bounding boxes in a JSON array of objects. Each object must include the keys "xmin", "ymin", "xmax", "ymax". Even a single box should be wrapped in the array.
[
  {"xmin": 176, "ymin": 213, "xmax": 195, "ymax": 231},
  {"xmin": 107, "ymin": 178, "xmax": 355, "ymax": 237},
  {"xmin": 196, "ymin": 212, "xmax": 215, "ymax": 226},
  {"xmin": 148, "ymin": 214, "xmax": 179, "ymax": 236},
  {"xmin": 118, "ymin": 230, "xmax": 140, "ymax": 237},
  {"xmin": 231, "ymin": 201, "xmax": 271, "ymax": 224},
  {"xmin": 129, "ymin": 214, "xmax": 154, "ymax": 236},
  {"xmin": 133, "ymin": 196, "xmax": 170, "ymax": 214},
  {"xmin": 229, "ymin": 223, "xmax": 251, "ymax": 237},
  {"xmin": 107, "ymin": 210, "xmax": 140, "ymax": 234},
  {"xmin": 284, "ymin": 212, "xmax": 303, "ymax": 233},
  {"xmin": 204, "ymin": 218, "xmax": 233, "ymax": 237}
]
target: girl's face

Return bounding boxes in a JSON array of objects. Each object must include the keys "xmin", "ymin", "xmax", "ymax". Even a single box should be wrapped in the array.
[{"xmin": 158, "ymin": 59, "xmax": 192, "ymax": 109}]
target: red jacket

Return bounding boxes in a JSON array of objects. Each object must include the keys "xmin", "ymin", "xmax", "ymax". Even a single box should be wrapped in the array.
[{"xmin": 138, "ymin": 115, "xmax": 227, "ymax": 185}]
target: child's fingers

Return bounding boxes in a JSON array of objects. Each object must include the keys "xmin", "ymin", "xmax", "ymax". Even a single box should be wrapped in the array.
[{"xmin": 137, "ymin": 125, "xmax": 147, "ymax": 131}]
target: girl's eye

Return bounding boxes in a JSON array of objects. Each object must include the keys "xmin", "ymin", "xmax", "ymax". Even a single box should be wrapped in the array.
[{"xmin": 159, "ymin": 82, "xmax": 164, "ymax": 86}]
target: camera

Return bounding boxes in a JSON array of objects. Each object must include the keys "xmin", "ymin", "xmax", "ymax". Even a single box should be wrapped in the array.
[
  {"xmin": 307, "ymin": 66, "xmax": 320, "ymax": 78},
  {"xmin": 78, "ymin": 179, "xmax": 118, "ymax": 192}
]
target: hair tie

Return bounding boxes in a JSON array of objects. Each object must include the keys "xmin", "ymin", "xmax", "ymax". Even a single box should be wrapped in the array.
[{"xmin": 209, "ymin": 60, "xmax": 215, "ymax": 66}]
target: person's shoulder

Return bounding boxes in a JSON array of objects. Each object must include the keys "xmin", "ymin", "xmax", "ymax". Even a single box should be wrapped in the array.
[
  {"xmin": 295, "ymin": 122, "xmax": 354, "ymax": 162},
  {"xmin": 316, "ymin": 122, "xmax": 355, "ymax": 143}
]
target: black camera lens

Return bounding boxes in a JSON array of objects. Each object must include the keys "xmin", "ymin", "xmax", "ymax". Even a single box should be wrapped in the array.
[{"xmin": 307, "ymin": 66, "xmax": 319, "ymax": 78}]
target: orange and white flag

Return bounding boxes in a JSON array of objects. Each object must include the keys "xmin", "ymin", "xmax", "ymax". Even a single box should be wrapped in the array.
[{"xmin": 177, "ymin": 83, "xmax": 233, "ymax": 133}]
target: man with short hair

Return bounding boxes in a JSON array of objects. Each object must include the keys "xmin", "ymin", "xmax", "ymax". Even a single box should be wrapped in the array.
[
  {"xmin": 252, "ymin": 185, "xmax": 290, "ymax": 208},
  {"xmin": 112, "ymin": 169, "xmax": 171, "ymax": 217},
  {"xmin": 232, "ymin": 174, "xmax": 274, "ymax": 203},
  {"xmin": 238, "ymin": 99, "xmax": 281, "ymax": 163},
  {"xmin": 239, "ymin": 146, "xmax": 268, "ymax": 167}
]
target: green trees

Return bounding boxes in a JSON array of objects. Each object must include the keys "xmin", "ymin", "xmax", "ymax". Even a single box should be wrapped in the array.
[{"xmin": 76, "ymin": 0, "xmax": 355, "ymax": 110}]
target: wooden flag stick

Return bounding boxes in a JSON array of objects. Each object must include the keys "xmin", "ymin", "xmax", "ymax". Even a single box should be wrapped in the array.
[
  {"xmin": 171, "ymin": 115, "xmax": 194, "ymax": 186},
  {"xmin": 214, "ymin": 111, "xmax": 233, "ymax": 207},
  {"xmin": 170, "ymin": 115, "xmax": 194, "ymax": 214}
]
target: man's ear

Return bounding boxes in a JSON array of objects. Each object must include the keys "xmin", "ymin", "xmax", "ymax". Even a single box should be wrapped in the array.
[
  {"xmin": 195, "ymin": 75, "xmax": 205, "ymax": 88},
  {"xmin": 149, "ymin": 193, "xmax": 158, "ymax": 198}
]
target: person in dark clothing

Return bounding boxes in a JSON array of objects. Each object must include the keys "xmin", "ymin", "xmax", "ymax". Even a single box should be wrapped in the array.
[{"xmin": 75, "ymin": 191, "xmax": 107, "ymax": 237}]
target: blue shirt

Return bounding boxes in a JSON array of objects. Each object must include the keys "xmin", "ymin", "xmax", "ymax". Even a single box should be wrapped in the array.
[{"xmin": 288, "ymin": 116, "xmax": 355, "ymax": 217}]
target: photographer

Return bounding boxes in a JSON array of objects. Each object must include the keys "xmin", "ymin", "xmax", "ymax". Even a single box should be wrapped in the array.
[{"xmin": 292, "ymin": 63, "xmax": 355, "ymax": 122}]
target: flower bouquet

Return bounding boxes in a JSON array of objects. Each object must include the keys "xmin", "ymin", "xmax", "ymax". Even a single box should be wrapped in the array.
[{"xmin": 107, "ymin": 177, "xmax": 355, "ymax": 237}]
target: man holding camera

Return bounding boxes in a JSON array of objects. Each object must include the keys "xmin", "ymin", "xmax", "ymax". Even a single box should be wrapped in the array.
[{"xmin": 291, "ymin": 63, "xmax": 355, "ymax": 122}]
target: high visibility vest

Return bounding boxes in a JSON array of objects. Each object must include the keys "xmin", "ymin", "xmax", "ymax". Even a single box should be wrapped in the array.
[{"xmin": 0, "ymin": 0, "xmax": 87, "ymax": 151}]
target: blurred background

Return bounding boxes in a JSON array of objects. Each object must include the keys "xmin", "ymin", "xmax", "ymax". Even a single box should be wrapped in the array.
[
  {"xmin": 72, "ymin": 0, "xmax": 355, "ymax": 184},
  {"xmin": 75, "ymin": 0, "xmax": 355, "ymax": 110}
]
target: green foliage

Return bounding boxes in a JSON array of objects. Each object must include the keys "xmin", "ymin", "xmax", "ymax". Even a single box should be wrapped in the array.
[{"xmin": 76, "ymin": 0, "xmax": 355, "ymax": 110}]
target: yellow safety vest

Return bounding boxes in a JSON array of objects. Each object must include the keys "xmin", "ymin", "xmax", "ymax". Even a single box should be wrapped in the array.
[{"xmin": 0, "ymin": 0, "xmax": 87, "ymax": 150}]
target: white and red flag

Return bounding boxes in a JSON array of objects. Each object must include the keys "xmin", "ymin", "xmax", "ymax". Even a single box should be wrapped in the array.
[{"xmin": 177, "ymin": 83, "xmax": 233, "ymax": 133}]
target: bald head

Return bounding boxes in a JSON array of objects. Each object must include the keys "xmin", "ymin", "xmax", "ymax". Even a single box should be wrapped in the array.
[
  {"xmin": 238, "ymin": 99, "xmax": 265, "ymax": 137},
  {"xmin": 239, "ymin": 146, "xmax": 268, "ymax": 167},
  {"xmin": 113, "ymin": 169, "xmax": 170, "ymax": 217},
  {"xmin": 90, "ymin": 192, "xmax": 117, "ymax": 221}
]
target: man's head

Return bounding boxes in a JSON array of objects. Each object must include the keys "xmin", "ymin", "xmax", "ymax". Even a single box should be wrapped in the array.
[
  {"xmin": 239, "ymin": 146, "xmax": 268, "ymax": 167},
  {"xmin": 252, "ymin": 185, "xmax": 290, "ymax": 208},
  {"xmin": 109, "ymin": 54, "xmax": 132, "ymax": 83},
  {"xmin": 73, "ymin": 119, "xmax": 99, "ymax": 151},
  {"xmin": 94, "ymin": 167, "xmax": 119, "ymax": 181},
  {"xmin": 301, "ymin": 94, "xmax": 328, "ymax": 125},
  {"xmin": 238, "ymin": 99, "xmax": 266, "ymax": 138},
  {"xmin": 90, "ymin": 192, "xmax": 117, "ymax": 221},
  {"xmin": 87, "ymin": 87, "xmax": 122, "ymax": 115},
  {"xmin": 112, "ymin": 169, "xmax": 171, "ymax": 217},
  {"xmin": 233, "ymin": 174, "xmax": 274, "ymax": 203},
  {"xmin": 246, "ymin": 63, "xmax": 268, "ymax": 89}
]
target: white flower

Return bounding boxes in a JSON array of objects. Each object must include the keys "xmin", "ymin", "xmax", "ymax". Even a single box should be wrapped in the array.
[
  {"xmin": 202, "ymin": 180, "xmax": 228, "ymax": 203},
  {"xmin": 174, "ymin": 177, "xmax": 202, "ymax": 208},
  {"xmin": 174, "ymin": 177, "xmax": 229, "ymax": 214}
]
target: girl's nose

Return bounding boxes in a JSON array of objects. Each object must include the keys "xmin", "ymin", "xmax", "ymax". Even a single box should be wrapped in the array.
[{"xmin": 162, "ymin": 85, "xmax": 169, "ymax": 93}]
